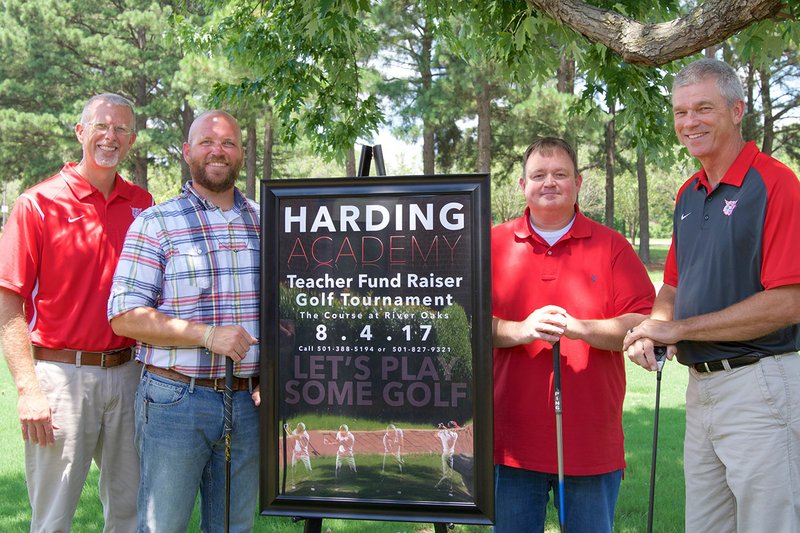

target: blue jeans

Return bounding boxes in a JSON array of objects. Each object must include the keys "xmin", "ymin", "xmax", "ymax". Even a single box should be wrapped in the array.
[
  {"xmin": 135, "ymin": 370, "xmax": 260, "ymax": 533},
  {"xmin": 494, "ymin": 464, "xmax": 622, "ymax": 533}
]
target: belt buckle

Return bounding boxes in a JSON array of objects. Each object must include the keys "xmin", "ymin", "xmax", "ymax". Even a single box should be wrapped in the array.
[
  {"xmin": 703, "ymin": 362, "xmax": 711, "ymax": 373},
  {"xmin": 100, "ymin": 353, "xmax": 108, "ymax": 368},
  {"xmin": 213, "ymin": 378, "xmax": 225, "ymax": 392}
]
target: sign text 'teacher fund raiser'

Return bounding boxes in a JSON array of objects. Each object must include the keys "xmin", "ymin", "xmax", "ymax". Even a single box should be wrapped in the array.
[{"xmin": 277, "ymin": 195, "xmax": 475, "ymax": 424}]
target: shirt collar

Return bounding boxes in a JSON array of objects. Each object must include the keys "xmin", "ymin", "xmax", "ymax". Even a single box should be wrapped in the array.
[
  {"xmin": 513, "ymin": 205, "xmax": 591, "ymax": 244},
  {"xmin": 693, "ymin": 141, "xmax": 759, "ymax": 193},
  {"xmin": 182, "ymin": 181, "xmax": 248, "ymax": 213},
  {"xmin": 60, "ymin": 162, "xmax": 130, "ymax": 201}
]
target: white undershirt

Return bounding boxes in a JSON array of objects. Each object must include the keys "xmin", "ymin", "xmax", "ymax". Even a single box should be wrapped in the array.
[{"xmin": 530, "ymin": 214, "xmax": 576, "ymax": 246}]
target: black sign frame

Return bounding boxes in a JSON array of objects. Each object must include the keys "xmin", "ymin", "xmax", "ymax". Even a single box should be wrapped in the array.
[{"xmin": 259, "ymin": 174, "xmax": 493, "ymax": 525}]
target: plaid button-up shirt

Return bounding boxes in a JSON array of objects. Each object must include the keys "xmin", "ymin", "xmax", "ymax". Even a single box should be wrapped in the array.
[{"xmin": 108, "ymin": 182, "xmax": 260, "ymax": 378}]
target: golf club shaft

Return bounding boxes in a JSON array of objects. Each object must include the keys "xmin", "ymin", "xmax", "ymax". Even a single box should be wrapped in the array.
[
  {"xmin": 647, "ymin": 369, "xmax": 662, "ymax": 533},
  {"xmin": 224, "ymin": 357, "xmax": 234, "ymax": 533},
  {"xmin": 647, "ymin": 347, "xmax": 667, "ymax": 533},
  {"xmin": 553, "ymin": 341, "xmax": 566, "ymax": 533}
]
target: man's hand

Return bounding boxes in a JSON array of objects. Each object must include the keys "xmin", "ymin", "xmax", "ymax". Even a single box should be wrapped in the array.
[
  {"xmin": 18, "ymin": 390, "xmax": 57, "ymax": 446},
  {"xmin": 208, "ymin": 325, "xmax": 258, "ymax": 362},
  {"xmin": 515, "ymin": 305, "xmax": 568, "ymax": 345},
  {"xmin": 251, "ymin": 384, "xmax": 261, "ymax": 407},
  {"xmin": 624, "ymin": 319, "xmax": 679, "ymax": 371}
]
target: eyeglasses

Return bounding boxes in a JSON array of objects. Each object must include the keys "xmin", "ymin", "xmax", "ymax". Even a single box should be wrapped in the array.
[{"xmin": 86, "ymin": 122, "xmax": 134, "ymax": 137}]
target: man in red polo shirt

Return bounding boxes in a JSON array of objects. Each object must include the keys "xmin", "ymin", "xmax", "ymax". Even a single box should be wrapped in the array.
[
  {"xmin": 0, "ymin": 93, "xmax": 153, "ymax": 532},
  {"xmin": 492, "ymin": 137, "xmax": 654, "ymax": 532}
]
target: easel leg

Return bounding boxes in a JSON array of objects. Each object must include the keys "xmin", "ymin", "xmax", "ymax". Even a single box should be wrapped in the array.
[{"xmin": 303, "ymin": 518, "xmax": 323, "ymax": 533}]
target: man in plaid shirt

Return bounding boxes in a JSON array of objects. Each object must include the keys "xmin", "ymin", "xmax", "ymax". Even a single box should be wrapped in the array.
[{"xmin": 108, "ymin": 110, "xmax": 261, "ymax": 532}]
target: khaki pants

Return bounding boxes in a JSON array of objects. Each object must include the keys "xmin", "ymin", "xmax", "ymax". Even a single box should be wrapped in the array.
[
  {"xmin": 26, "ymin": 359, "xmax": 140, "ymax": 533},
  {"xmin": 684, "ymin": 353, "xmax": 800, "ymax": 532}
]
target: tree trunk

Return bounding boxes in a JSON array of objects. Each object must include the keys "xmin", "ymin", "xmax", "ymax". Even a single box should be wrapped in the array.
[
  {"xmin": 604, "ymin": 104, "xmax": 616, "ymax": 228},
  {"xmin": 742, "ymin": 62, "xmax": 758, "ymax": 143},
  {"xmin": 421, "ymin": 21, "xmax": 435, "ymax": 175},
  {"xmin": 181, "ymin": 100, "xmax": 193, "ymax": 185},
  {"xmin": 346, "ymin": 147, "xmax": 356, "ymax": 177},
  {"xmin": 557, "ymin": 55, "xmax": 575, "ymax": 95},
  {"xmin": 557, "ymin": 54, "xmax": 577, "ymax": 149},
  {"xmin": 131, "ymin": 151, "xmax": 148, "ymax": 190},
  {"xmin": 262, "ymin": 108, "xmax": 274, "ymax": 182},
  {"xmin": 476, "ymin": 75, "xmax": 492, "ymax": 174},
  {"xmin": 759, "ymin": 66, "xmax": 774, "ymax": 155},
  {"xmin": 637, "ymin": 146, "xmax": 650, "ymax": 263},
  {"xmin": 131, "ymin": 77, "xmax": 149, "ymax": 190},
  {"xmin": 526, "ymin": 0, "xmax": 782, "ymax": 66},
  {"xmin": 245, "ymin": 122, "xmax": 257, "ymax": 200}
]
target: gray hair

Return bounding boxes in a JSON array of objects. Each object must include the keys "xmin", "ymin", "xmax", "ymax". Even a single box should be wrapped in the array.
[
  {"xmin": 80, "ymin": 93, "xmax": 136, "ymax": 130},
  {"xmin": 673, "ymin": 59, "xmax": 745, "ymax": 107}
]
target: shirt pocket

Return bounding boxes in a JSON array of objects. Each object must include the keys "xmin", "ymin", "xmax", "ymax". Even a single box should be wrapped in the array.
[{"xmin": 165, "ymin": 242, "xmax": 213, "ymax": 300}]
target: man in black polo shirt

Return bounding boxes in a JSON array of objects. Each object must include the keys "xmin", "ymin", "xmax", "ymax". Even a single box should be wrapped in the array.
[{"xmin": 625, "ymin": 58, "xmax": 800, "ymax": 531}]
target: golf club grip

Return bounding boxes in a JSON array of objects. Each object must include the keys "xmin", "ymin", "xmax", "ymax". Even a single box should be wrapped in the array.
[
  {"xmin": 224, "ymin": 357, "xmax": 234, "ymax": 432},
  {"xmin": 552, "ymin": 341, "xmax": 562, "ymax": 391}
]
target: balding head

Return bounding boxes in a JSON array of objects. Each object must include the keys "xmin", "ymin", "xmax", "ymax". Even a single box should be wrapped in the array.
[{"xmin": 187, "ymin": 110, "xmax": 242, "ymax": 145}]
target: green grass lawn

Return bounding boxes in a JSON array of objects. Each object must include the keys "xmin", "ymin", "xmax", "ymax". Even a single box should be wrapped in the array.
[
  {"xmin": 0, "ymin": 355, "xmax": 687, "ymax": 532},
  {"xmin": 639, "ymin": 241, "xmax": 670, "ymax": 284}
]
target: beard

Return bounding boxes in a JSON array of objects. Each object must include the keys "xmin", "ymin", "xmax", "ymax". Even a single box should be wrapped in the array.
[
  {"xmin": 190, "ymin": 157, "xmax": 242, "ymax": 193},
  {"xmin": 93, "ymin": 145, "xmax": 122, "ymax": 169}
]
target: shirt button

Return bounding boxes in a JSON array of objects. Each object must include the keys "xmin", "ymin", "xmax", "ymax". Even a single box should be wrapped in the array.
[
  {"xmin": 547, "ymin": 250, "xmax": 553, "ymax": 255},
  {"xmin": 704, "ymin": 215, "xmax": 709, "ymax": 220}
]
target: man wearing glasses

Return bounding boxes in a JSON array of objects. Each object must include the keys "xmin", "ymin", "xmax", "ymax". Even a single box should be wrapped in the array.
[{"xmin": 0, "ymin": 93, "xmax": 152, "ymax": 532}]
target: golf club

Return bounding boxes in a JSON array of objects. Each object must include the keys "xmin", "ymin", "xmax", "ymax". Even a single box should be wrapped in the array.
[
  {"xmin": 224, "ymin": 357, "xmax": 234, "ymax": 533},
  {"xmin": 281, "ymin": 420, "xmax": 288, "ymax": 494},
  {"xmin": 553, "ymin": 340, "xmax": 566, "ymax": 533},
  {"xmin": 647, "ymin": 346, "xmax": 668, "ymax": 533}
]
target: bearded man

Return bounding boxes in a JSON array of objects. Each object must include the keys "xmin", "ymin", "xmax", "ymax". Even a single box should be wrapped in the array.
[{"xmin": 108, "ymin": 110, "xmax": 262, "ymax": 532}]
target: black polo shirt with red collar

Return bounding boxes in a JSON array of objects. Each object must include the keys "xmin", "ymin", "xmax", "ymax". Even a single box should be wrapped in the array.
[{"xmin": 663, "ymin": 141, "xmax": 800, "ymax": 365}]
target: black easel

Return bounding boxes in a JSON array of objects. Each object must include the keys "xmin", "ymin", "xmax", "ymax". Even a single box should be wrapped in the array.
[
  {"xmin": 297, "ymin": 145, "xmax": 452, "ymax": 533},
  {"xmin": 357, "ymin": 144, "xmax": 386, "ymax": 177}
]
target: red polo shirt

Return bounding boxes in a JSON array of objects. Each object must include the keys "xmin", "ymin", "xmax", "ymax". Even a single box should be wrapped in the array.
[
  {"xmin": 492, "ymin": 208, "xmax": 654, "ymax": 475},
  {"xmin": 0, "ymin": 163, "xmax": 153, "ymax": 351}
]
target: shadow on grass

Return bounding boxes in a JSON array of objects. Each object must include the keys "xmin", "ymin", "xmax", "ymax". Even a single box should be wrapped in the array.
[
  {"xmin": 0, "ymin": 468, "xmax": 104, "ymax": 532},
  {"xmin": 0, "ymin": 470, "xmax": 30, "ymax": 532}
]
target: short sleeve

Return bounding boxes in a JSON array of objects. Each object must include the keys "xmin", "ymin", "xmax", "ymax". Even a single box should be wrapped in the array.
[
  {"xmin": 107, "ymin": 212, "xmax": 166, "ymax": 320},
  {"xmin": 0, "ymin": 195, "xmax": 43, "ymax": 297}
]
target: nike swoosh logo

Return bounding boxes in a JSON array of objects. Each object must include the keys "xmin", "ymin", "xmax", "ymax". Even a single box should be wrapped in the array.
[
  {"xmin": 68, "ymin": 215, "xmax": 85, "ymax": 223},
  {"xmin": 680, "ymin": 212, "xmax": 692, "ymax": 221}
]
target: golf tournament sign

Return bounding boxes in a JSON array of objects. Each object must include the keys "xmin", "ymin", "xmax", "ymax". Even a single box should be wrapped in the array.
[{"xmin": 259, "ymin": 175, "xmax": 493, "ymax": 525}]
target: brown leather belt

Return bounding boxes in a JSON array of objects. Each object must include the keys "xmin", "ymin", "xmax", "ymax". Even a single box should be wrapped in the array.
[
  {"xmin": 692, "ymin": 354, "xmax": 763, "ymax": 373},
  {"xmin": 144, "ymin": 364, "xmax": 257, "ymax": 392},
  {"xmin": 32, "ymin": 346, "xmax": 133, "ymax": 368}
]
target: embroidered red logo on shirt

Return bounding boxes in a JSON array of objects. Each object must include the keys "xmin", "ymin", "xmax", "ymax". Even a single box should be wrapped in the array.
[{"xmin": 722, "ymin": 199, "xmax": 738, "ymax": 216}]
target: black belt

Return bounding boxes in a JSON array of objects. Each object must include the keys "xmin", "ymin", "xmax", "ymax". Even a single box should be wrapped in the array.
[{"xmin": 692, "ymin": 355, "xmax": 763, "ymax": 373}]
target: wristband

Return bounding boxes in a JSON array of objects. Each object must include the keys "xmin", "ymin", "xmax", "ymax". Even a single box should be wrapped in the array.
[{"xmin": 202, "ymin": 325, "xmax": 216, "ymax": 350}]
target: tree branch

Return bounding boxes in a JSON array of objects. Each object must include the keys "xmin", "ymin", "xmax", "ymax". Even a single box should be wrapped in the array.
[{"xmin": 526, "ymin": 0, "xmax": 785, "ymax": 66}]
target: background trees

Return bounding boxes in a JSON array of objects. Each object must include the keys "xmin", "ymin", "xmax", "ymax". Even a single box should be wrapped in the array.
[{"xmin": 1, "ymin": 0, "xmax": 799, "ymax": 260}]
